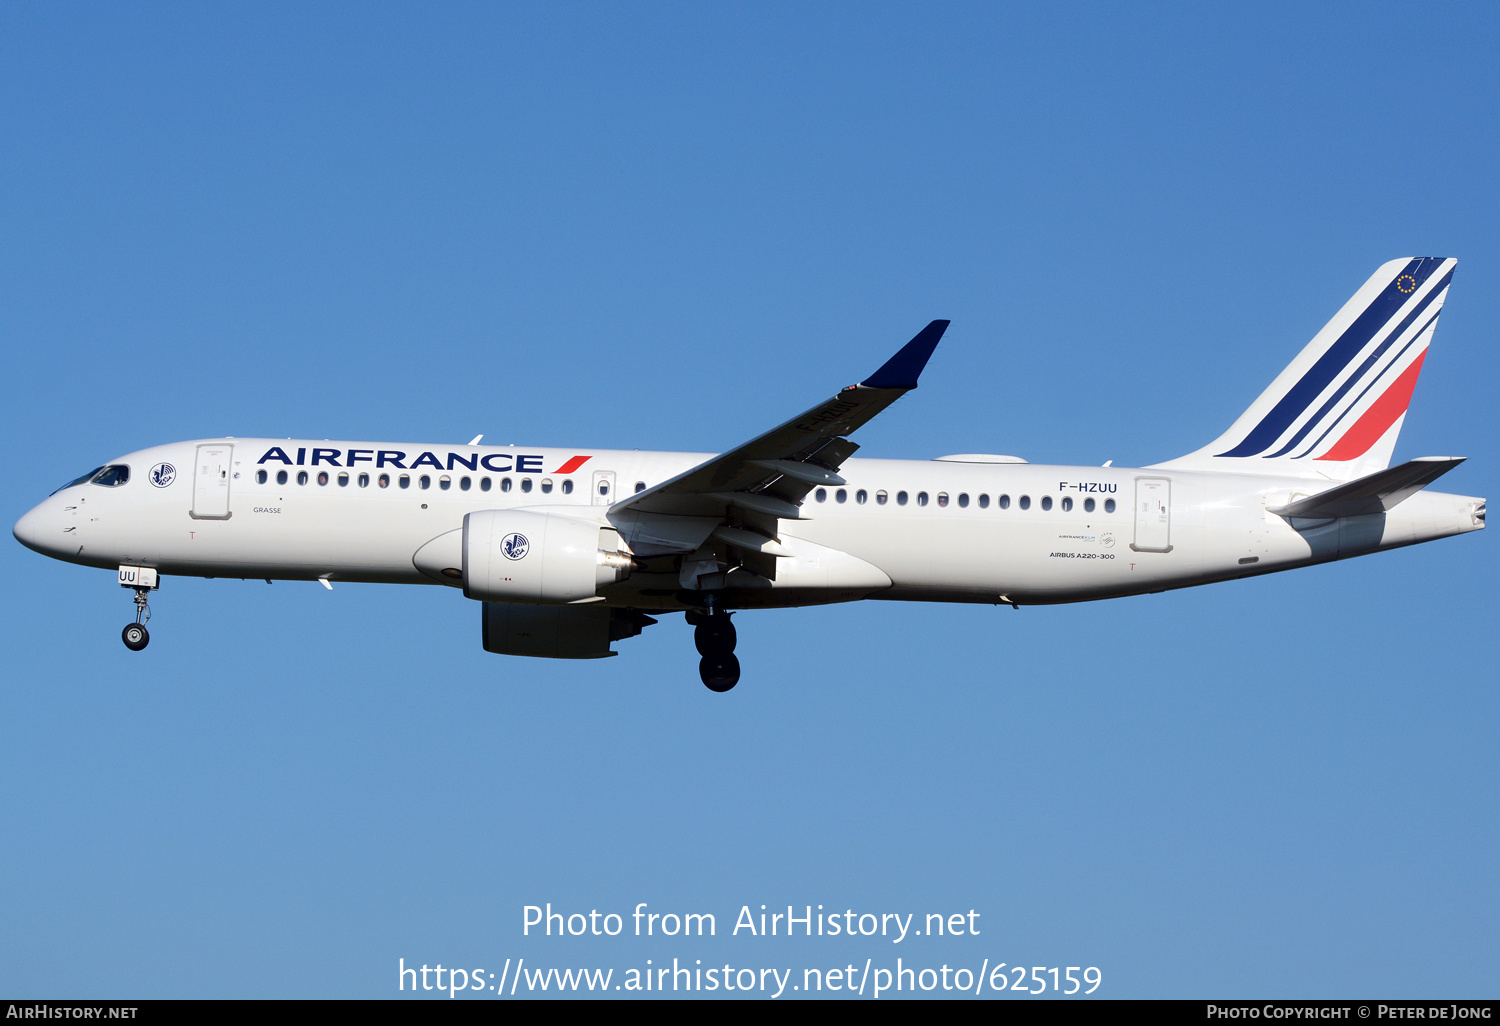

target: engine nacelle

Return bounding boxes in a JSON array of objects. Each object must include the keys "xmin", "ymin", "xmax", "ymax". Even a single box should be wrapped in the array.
[
  {"xmin": 481, "ymin": 603, "xmax": 657, "ymax": 659},
  {"xmin": 463, "ymin": 509, "xmax": 634, "ymax": 604}
]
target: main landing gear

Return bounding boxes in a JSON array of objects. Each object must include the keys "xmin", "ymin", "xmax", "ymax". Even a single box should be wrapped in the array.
[
  {"xmin": 689, "ymin": 599, "xmax": 739, "ymax": 692},
  {"xmin": 118, "ymin": 565, "xmax": 158, "ymax": 652}
]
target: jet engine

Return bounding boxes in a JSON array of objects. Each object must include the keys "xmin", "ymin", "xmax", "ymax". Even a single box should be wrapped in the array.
[
  {"xmin": 463, "ymin": 509, "xmax": 635, "ymax": 604},
  {"xmin": 481, "ymin": 603, "xmax": 657, "ymax": 659}
]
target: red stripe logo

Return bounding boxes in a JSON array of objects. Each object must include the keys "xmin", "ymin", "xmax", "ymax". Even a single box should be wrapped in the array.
[
  {"xmin": 551, "ymin": 455, "xmax": 592, "ymax": 475},
  {"xmin": 1317, "ymin": 351, "xmax": 1427, "ymax": 462}
]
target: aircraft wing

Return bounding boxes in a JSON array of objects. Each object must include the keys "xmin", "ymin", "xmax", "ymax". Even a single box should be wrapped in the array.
[{"xmin": 606, "ymin": 320, "xmax": 949, "ymax": 565}]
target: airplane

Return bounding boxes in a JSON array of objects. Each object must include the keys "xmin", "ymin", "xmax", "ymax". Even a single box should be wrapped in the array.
[{"xmin": 12, "ymin": 258, "xmax": 1484, "ymax": 692}]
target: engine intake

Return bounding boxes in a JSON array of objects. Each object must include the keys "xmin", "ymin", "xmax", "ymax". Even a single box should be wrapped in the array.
[{"xmin": 463, "ymin": 509, "xmax": 634, "ymax": 604}]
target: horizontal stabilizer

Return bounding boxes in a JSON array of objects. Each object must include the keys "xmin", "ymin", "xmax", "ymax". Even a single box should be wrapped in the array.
[{"xmin": 1268, "ymin": 457, "xmax": 1465, "ymax": 518}]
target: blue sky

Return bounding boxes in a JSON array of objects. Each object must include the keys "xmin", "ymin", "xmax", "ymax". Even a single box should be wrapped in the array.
[{"xmin": 2, "ymin": 3, "xmax": 1497, "ymax": 999}]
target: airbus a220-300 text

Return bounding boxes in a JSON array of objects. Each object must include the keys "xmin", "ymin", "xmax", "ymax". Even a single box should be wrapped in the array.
[{"xmin": 14, "ymin": 259, "xmax": 1483, "ymax": 690}]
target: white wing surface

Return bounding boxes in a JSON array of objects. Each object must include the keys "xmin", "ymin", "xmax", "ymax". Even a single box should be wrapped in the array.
[{"xmin": 606, "ymin": 320, "xmax": 949, "ymax": 572}]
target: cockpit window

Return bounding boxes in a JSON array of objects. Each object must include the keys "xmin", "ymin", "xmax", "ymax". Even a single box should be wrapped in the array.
[
  {"xmin": 52, "ymin": 464, "xmax": 128, "ymax": 494},
  {"xmin": 53, "ymin": 467, "xmax": 105, "ymax": 494}
]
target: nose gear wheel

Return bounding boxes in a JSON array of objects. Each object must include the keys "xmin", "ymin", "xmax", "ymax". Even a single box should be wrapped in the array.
[{"xmin": 122, "ymin": 623, "xmax": 149, "ymax": 651}]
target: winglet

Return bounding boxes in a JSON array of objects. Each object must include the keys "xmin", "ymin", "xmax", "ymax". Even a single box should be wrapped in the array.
[{"xmin": 859, "ymin": 320, "xmax": 950, "ymax": 390}]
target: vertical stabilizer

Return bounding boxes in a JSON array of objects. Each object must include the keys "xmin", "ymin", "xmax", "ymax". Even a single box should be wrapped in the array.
[{"xmin": 1154, "ymin": 258, "xmax": 1456, "ymax": 481}]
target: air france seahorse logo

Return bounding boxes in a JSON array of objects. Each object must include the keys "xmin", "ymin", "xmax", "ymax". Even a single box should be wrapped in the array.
[
  {"xmin": 501, "ymin": 533, "xmax": 530, "ymax": 560},
  {"xmin": 149, "ymin": 463, "xmax": 177, "ymax": 488}
]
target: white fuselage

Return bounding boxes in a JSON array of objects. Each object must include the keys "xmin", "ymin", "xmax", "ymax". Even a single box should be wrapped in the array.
[{"xmin": 14, "ymin": 438, "xmax": 1485, "ymax": 611}]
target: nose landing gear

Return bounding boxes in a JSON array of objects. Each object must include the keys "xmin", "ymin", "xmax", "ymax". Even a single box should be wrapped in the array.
[
  {"xmin": 689, "ymin": 599, "xmax": 739, "ymax": 692},
  {"xmin": 122, "ymin": 621, "xmax": 149, "ymax": 651},
  {"xmin": 118, "ymin": 565, "xmax": 158, "ymax": 652}
]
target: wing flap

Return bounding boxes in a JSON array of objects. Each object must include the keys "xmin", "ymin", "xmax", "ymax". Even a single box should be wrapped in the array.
[
  {"xmin": 748, "ymin": 459, "xmax": 847, "ymax": 487},
  {"xmin": 610, "ymin": 511, "xmax": 722, "ymax": 557}
]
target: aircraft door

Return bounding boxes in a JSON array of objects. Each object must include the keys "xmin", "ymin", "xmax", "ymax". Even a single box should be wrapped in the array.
[
  {"xmin": 591, "ymin": 470, "xmax": 617, "ymax": 506},
  {"xmin": 192, "ymin": 444, "xmax": 234, "ymax": 519},
  {"xmin": 1131, "ymin": 476, "xmax": 1172, "ymax": 553}
]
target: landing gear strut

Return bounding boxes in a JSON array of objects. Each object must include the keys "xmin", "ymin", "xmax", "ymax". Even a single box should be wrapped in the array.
[
  {"xmin": 119, "ymin": 565, "xmax": 158, "ymax": 652},
  {"xmin": 691, "ymin": 598, "xmax": 739, "ymax": 692}
]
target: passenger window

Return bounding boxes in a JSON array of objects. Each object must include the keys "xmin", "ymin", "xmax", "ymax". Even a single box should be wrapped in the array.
[
  {"xmin": 480, "ymin": 477, "xmax": 491, "ymax": 492},
  {"xmin": 501, "ymin": 477, "xmax": 513, "ymax": 492},
  {"xmin": 439, "ymin": 475, "xmax": 451, "ymax": 490},
  {"xmin": 1041, "ymin": 496, "xmax": 1052, "ymax": 511},
  {"xmin": 317, "ymin": 471, "xmax": 329, "ymax": 486},
  {"xmin": 978, "ymin": 494, "xmax": 989, "ymax": 509},
  {"xmin": 856, "ymin": 489, "xmax": 868, "ymax": 504},
  {"xmin": 379, "ymin": 474, "xmax": 390, "ymax": 488},
  {"xmin": 298, "ymin": 471, "xmax": 309, "ymax": 486},
  {"xmin": 257, "ymin": 469, "xmax": 267, "ymax": 484},
  {"xmin": 277, "ymin": 470, "xmax": 288, "ymax": 485},
  {"xmin": 1018, "ymin": 495, "xmax": 1030, "ymax": 510},
  {"xmin": 936, "ymin": 492, "xmax": 949, "ymax": 507},
  {"xmin": 998, "ymin": 494, "xmax": 1010, "ymax": 509},
  {"xmin": 541, "ymin": 478, "xmax": 553, "ymax": 494},
  {"xmin": 338, "ymin": 473, "xmax": 349, "ymax": 487},
  {"xmin": 815, "ymin": 488, "xmax": 827, "ymax": 503},
  {"xmin": 419, "ymin": 475, "xmax": 431, "ymax": 490},
  {"xmin": 635, "ymin": 481, "xmax": 646, "ymax": 493},
  {"xmin": 1104, "ymin": 498, "xmax": 1116, "ymax": 513},
  {"xmin": 958, "ymin": 493, "xmax": 969, "ymax": 508},
  {"xmin": 1061, "ymin": 496, "xmax": 1072, "ymax": 511},
  {"xmin": 521, "ymin": 478, "xmax": 532, "ymax": 493},
  {"xmin": 896, "ymin": 490, "xmax": 908, "ymax": 506},
  {"xmin": 1084, "ymin": 497, "xmax": 1095, "ymax": 512},
  {"xmin": 561, "ymin": 479, "xmax": 573, "ymax": 495},
  {"xmin": 358, "ymin": 473, "xmax": 369, "ymax": 487},
  {"xmin": 835, "ymin": 488, "xmax": 847, "ymax": 504},
  {"xmin": 399, "ymin": 475, "xmax": 410, "ymax": 489},
  {"xmin": 876, "ymin": 490, "xmax": 888, "ymax": 505},
  {"xmin": 460, "ymin": 476, "xmax": 471, "ymax": 491},
  {"xmin": 917, "ymin": 492, "xmax": 929, "ymax": 507},
  {"xmin": 598, "ymin": 481, "xmax": 609, "ymax": 498}
]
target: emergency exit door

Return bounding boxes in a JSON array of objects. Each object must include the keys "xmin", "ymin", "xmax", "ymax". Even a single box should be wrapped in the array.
[
  {"xmin": 592, "ymin": 470, "xmax": 617, "ymax": 506},
  {"xmin": 1131, "ymin": 476, "xmax": 1172, "ymax": 553},
  {"xmin": 192, "ymin": 444, "xmax": 233, "ymax": 519}
]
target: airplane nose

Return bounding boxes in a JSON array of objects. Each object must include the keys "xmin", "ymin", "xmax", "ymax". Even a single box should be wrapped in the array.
[{"xmin": 13, "ymin": 503, "xmax": 58, "ymax": 556}]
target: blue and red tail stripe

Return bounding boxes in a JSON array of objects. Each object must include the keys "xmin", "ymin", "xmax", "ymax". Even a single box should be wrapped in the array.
[
  {"xmin": 1315, "ymin": 350, "xmax": 1428, "ymax": 462},
  {"xmin": 1291, "ymin": 303, "xmax": 1443, "ymax": 460},
  {"xmin": 1264, "ymin": 268, "xmax": 1452, "ymax": 458},
  {"xmin": 1215, "ymin": 258, "xmax": 1447, "ymax": 458}
]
